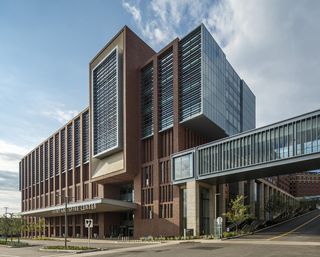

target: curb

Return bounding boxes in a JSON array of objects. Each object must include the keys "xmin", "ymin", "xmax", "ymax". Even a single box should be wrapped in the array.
[{"xmin": 39, "ymin": 247, "xmax": 101, "ymax": 253}]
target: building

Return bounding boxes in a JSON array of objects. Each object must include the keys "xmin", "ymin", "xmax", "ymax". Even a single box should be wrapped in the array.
[
  {"xmin": 19, "ymin": 24, "xmax": 295, "ymax": 239},
  {"xmin": 290, "ymin": 172, "xmax": 320, "ymax": 197}
]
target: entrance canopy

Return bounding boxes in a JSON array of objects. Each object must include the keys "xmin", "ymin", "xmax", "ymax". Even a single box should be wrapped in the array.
[{"xmin": 21, "ymin": 198, "xmax": 136, "ymax": 217}]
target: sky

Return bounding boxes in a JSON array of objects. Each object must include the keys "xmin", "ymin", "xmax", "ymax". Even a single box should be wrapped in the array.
[{"xmin": 1, "ymin": 0, "xmax": 320, "ymax": 213}]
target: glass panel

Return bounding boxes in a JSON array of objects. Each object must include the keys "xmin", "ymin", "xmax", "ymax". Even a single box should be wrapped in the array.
[{"xmin": 173, "ymin": 153, "xmax": 193, "ymax": 180}]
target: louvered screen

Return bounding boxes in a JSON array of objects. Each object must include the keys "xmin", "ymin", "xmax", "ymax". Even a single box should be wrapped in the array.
[
  {"xmin": 49, "ymin": 137, "xmax": 53, "ymax": 177},
  {"xmin": 67, "ymin": 124, "xmax": 73, "ymax": 170},
  {"xmin": 179, "ymin": 26, "xmax": 202, "ymax": 121},
  {"xmin": 55, "ymin": 133, "xmax": 59, "ymax": 175},
  {"xmin": 159, "ymin": 50, "xmax": 174, "ymax": 131},
  {"xmin": 74, "ymin": 118, "xmax": 81, "ymax": 167},
  {"xmin": 82, "ymin": 111, "xmax": 89, "ymax": 163},
  {"xmin": 141, "ymin": 63, "xmax": 153, "ymax": 138},
  {"xmin": 92, "ymin": 47, "xmax": 120, "ymax": 157},
  {"xmin": 44, "ymin": 142, "xmax": 48, "ymax": 179},
  {"xmin": 61, "ymin": 129, "xmax": 66, "ymax": 173}
]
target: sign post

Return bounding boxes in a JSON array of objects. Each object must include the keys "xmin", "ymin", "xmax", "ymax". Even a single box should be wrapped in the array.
[
  {"xmin": 85, "ymin": 219, "xmax": 93, "ymax": 248},
  {"xmin": 216, "ymin": 217, "xmax": 223, "ymax": 239}
]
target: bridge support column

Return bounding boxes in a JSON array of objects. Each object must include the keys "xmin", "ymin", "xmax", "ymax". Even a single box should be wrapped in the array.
[
  {"xmin": 258, "ymin": 182, "xmax": 265, "ymax": 220},
  {"xmin": 218, "ymin": 184, "xmax": 226, "ymax": 232},
  {"xmin": 238, "ymin": 181, "xmax": 245, "ymax": 196},
  {"xmin": 186, "ymin": 180, "xmax": 200, "ymax": 236},
  {"xmin": 249, "ymin": 180, "xmax": 256, "ymax": 217},
  {"xmin": 209, "ymin": 184, "xmax": 217, "ymax": 235}
]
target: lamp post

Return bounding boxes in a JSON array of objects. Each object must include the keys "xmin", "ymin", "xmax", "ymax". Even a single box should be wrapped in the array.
[
  {"xmin": 56, "ymin": 195, "xmax": 73, "ymax": 249},
  {"xmin": 214, "ymin": 193, "xmax": 220, "ymax": 237}
]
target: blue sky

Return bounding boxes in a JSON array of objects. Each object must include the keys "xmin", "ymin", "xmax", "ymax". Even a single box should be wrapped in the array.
[{"xmin": 1, "ymin": 0, "xmax": 320, "ymax": 212}]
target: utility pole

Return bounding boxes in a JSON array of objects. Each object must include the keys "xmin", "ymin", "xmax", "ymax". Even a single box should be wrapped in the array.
[{"xmin": 56, "ymin": 195, "xmax": 72, "ymax": 249}]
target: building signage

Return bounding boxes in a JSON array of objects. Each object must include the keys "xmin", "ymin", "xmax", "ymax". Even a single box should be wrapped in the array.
[{"xmin": 52, "ymin": 203, "xmax": 97, "ymax": 214}]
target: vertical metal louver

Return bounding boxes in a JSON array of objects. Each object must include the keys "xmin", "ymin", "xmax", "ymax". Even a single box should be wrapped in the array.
[
  {"xmin": 49, "ymin": 137, "xmax": 53, "ymax": 177},
  {"xmin": 44, "ymin": 142, "xmax": 48, "ymax": 180},
  {"xmin": 141, "ymin": 63, "xmax": 153, "ymax": 138},
  {"xmin": 28, "ymin": 155, "xmax": 31, "ymax": 186},
  {"xmin": 36, "ymin": 148, "xmax": 39, "ymax": 183},
  {"xmin": 82, "ymin": 111, "xmax": 89, "ymax": 163},
  {"xmin": 40, "ymin": 145, "xmax": 43, "ymax": 182},
  {"xmin": 74, "ymin": 118, "xmax": 81, "ymax": 167},
  {"xmin": 61, "ymin": 129, "xmax": 66, "ymax": 173},
  {"xmin": 179, "ymin": 26, "xmax": 202, "ymax": 121},
  {"xmin": 159, "ymin": 50, "xmax": 174, "ymax": 131},
  {"xmin": 19, "ymin": 162, "xmax": 21, "ymax": 191},
  {"xmin": 92, "ymin": 47, "xmax": 120, "ymax": 157},
  {"xmin": 67, "ymin": 124, "xmax": 73, "ymax": 170},
  {"xmin": 32, "ymin": 151, "xmax": 35, "ymax": 185},
  {"xmin": 54, "ymin": 134, "xmax": 59, "ymax": 175}
]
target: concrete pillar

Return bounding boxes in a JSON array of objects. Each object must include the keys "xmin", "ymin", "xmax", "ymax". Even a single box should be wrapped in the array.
[
  {"xmin": 209, "ymin": 185, "xmax": 217, "ymax": 234},
  {"xmin": 72, "ymin": 215, "xmax": 76, "ymax": 237},
  {"xmin": 258, "ymin": 183, "xmax": 265, "ymax": 221},
  {"xmin": 186, "ymin": 180, "xmax": 200, "ymax": 236},
  {"xmin": 249, "ymin": 180, "xmax": 256, "ymax": 217},
  {"xmin": 264, "ymin": 185, "xmax": 269, "ymax": 220},
  {"xmin": 98, "ymin": 213, "xmax": 105, "ymax": 238},
  {"xmin": 238, "ymin": 181, "xmax": 245, "ymax": 196},
  {"xmin": 218, "ymin": 184, "xmax": 226, "ymax": 231}
]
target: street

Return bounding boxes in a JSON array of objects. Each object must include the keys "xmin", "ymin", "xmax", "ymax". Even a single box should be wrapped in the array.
[{"xmin": 0, "ymin": 210, "xmax": 319, "ymax": 257}]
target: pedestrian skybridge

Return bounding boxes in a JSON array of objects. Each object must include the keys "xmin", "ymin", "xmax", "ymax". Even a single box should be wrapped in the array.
[{"xmin": 171, "ymin": 109, "xmax": 320, "ymax": 184}]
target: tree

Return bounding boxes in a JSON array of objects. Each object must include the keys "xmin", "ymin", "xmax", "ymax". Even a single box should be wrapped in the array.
[{"xmin": 224, "ymin": 195, "xmax": 251, "ymax": 233}]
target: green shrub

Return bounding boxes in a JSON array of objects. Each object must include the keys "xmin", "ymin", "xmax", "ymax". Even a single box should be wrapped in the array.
[{"xmin": 44, "ymin": 245, "xmax": 96, "ymax": 250}]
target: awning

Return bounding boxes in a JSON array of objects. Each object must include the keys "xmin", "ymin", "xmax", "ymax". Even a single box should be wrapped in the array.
[{"xmin": 21, "ymin": 198, "xmax": 136, "ymax": 217}]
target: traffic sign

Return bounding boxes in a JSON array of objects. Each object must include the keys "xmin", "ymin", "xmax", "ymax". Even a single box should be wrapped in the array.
[
  {"xmin": 216, "ymin": 216, "xmax": 223, "ymax": 225},
  {"xmin": 85, "ymin": 219, "xmax": 93, "ymax": 228}
]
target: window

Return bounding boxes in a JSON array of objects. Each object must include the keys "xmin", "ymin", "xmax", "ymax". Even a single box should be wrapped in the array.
[{"xmin": 173, "ymin": 153, "xmax": 194, "ymax": 181}]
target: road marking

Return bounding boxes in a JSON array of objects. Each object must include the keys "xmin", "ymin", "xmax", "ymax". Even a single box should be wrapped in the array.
[{"xmin": 268, "ymin": 213, "xmax": 320, "ymax": 240}]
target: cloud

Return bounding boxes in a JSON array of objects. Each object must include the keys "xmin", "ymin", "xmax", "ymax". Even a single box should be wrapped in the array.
[
  {"xmin": 41, "ymin": 105, "xmax": 79, "ymax": 124},
  {"xmin": 0, "ymin": 140, "xmax": 28, "ymax": 172},
  {"xmin": 0, "ymin": 190, "xmax": 21, "ymax": 214},
  {"xmin": 0, "ymin": 171, "xmax": 19, "ymax": 191},
  {"xmin": 123, "ymin": 0, "xmax": 320, "ymax": 127}
]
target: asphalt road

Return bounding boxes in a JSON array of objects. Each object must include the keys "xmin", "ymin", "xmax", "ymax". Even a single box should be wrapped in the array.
[
  {"xmin": 239, "ymin": 209, "xmax": 320, "ymax": 241},
  {"xmin": 1, "ymin": 210, "xmax": 320, "ymax": 257}
]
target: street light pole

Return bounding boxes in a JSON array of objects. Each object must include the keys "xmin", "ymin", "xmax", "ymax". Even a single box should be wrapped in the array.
[
  {"xmin": 56, "ymin": 195, "xmax": 70, "ymax": 249},
  {"xmin": 64, "ymin": 196, "xmax": 68, "ymax": 249},
  {"xmin": 214, "ymin": 193, "xmax": 220, "ymax": 237}
]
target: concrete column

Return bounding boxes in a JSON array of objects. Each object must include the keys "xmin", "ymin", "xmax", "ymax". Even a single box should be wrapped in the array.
[
  {"xmin": 258, "ymin": 183, "xmax": 265, "ymax": 221},
  {"xmin": 209, "ymin": 185, "xmax": 217, "ymax": 234},
  {"xmin": 218, "ymin": 184, "xmax": 226, "ymax": 231},
  {"xmin": 249, "ymin": 180, "xmax": 256, "ymax": 217},
  {"xmin": 98, "ymin": 213, "xmax": 105, "ymax": 238},
  {"xmin": 264, "ymin": 185, "xmax": 269, "ymax": 220},
  {"xmin": 186, "ymin": 180, "xmax": 200, "ymax": 236},
  {"xmin": 238, "ymin": 181, "xmax": 245, "ymax": 196}
]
